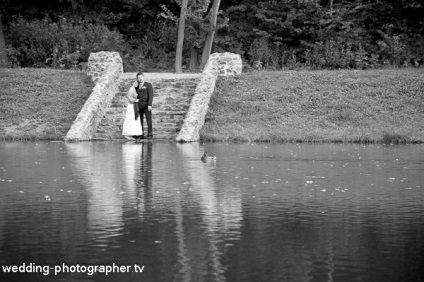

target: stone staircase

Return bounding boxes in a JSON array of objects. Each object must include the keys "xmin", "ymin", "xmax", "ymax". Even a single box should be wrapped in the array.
[{"xmin": 93, "ymin": 75, "xmax": 201, "ymax": 140}]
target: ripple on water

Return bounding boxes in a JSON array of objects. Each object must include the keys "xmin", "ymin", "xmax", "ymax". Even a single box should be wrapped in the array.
[{"xmin": 0, "ymin": 142, "xmax": 423, "ymax": 282}]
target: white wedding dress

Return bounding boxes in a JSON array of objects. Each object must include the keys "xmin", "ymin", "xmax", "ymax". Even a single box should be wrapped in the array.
[{"xmin": 122, "ymin": 103, "xmax": 143, "ymax": 138}]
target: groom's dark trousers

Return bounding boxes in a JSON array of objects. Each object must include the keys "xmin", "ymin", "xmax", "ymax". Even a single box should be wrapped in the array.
[
  {"xmin": 135, "ymin": 82, "xmax": 154, "ymax": 137},
  {"xmin": 138, "ymin": 108, "xmax": 152, "ymax": 137}
]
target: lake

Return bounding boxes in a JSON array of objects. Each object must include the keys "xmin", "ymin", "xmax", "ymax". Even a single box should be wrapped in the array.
[{"xmin": 0, "ymin": 141, "xmax": 423, "ymax": 282}]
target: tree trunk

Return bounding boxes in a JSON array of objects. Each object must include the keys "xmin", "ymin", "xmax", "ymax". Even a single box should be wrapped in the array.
[
  {"xmin": 189, "ymin": 45, "xmax": 199, "ymax": 72},
  {"xmin": 175, "ymin": 0, "xmax": 189, "ymax": 73},
  {"xmin": 0, "ymin": 14, "xmax": 8, "ymax": 67},
  {"xmin": 200, "ymin": 0, "xmax": 221, "ymax": 69}
]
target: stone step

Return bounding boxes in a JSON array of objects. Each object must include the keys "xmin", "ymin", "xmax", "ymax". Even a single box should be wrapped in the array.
[
  {"xmin": 94, "ymin": 132, "xmax": 179, "ymax": 140},
  {"xmin": 93, "ymin": 76, "xmax": 201, "ymax": 140},
  {"xmin": 101, "ymin": 109, "xmax": 189, "ymax": 117}
]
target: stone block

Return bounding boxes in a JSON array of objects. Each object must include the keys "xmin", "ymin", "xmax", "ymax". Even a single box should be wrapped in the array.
[
  {"xmin": 177, "ymin": 52, "xmax": 242, "ymax": 142},
  {"xmin": 65, "ymin": 51, "xmax": 123, "ymax": 141}
]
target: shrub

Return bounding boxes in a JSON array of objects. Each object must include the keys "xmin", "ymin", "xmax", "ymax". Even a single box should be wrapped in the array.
[
  {"xmin": 6, "ymin": 16, "xmax": 126, "ymax": 69},
  {"xmin": 247, "ymin": 37, "xmax": 280, "ymax": 70},
  {"xmin": 301, "ymin": 39, "xmax": 371, "ymax": 69},
  {"xmin": 122, "ymin": 20, "xmax": 176, "ymax": 72},
  {"xmin": 382, "ymin": 133, "xmax": 407, "ymax": 144}
]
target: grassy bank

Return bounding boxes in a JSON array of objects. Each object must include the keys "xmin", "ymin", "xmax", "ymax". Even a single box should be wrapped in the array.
[
  {"xmin": 1, "ymin": 68, "xmax": 423, "ymax": 143},
  {"xmin": 0, "ymin": 68, "xmax": 94, "ymax": 140},
  {"xmin": 201, "ymin": 69, "xmax": 424, "ymax": 143}
]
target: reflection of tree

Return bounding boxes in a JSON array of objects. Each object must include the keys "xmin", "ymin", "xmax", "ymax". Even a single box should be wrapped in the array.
[
  {"xmin": 174, "ymin": 175, "xmax": 191, "ymax": 282},
  {"xmin": 176, "ymin": 142, "xmax": 243, "ymax": 281}
]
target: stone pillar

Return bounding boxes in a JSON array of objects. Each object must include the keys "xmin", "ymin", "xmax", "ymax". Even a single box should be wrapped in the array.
[
  {"xmin": 210, "ymin": 52, "xmax": 242, "ymax": 77},
  {"xmin": 65, "ymin": 51, "xmax": 123, "ymax": 141},
  {"xmin": 176, "ymin": 52, "xmax": 242, "ymax": 142},
  {"xmin": 86, "ymin": 51, "xmax": 123, "ymax": 83}
]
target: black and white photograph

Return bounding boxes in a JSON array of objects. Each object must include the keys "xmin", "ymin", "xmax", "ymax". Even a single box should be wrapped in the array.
[{"xmin": 0, "ymin": 0, "xmax": 423, "ymax": 281}]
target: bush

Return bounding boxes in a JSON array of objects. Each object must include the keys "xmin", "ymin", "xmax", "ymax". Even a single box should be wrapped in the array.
[
  {"xmin": 301, "ymin": 39, "xmax": 371, "ymax": 69},
  {"xmin": 247, "ymin": 37, "xmax": 275, "ymax": 69},
  {"xmin": 6, "ymin": 16, "xmax": 126, "ymax": 69},
  {"xmin": 122, "ymin": 19, "xmax": 176, "ymax": 72}
]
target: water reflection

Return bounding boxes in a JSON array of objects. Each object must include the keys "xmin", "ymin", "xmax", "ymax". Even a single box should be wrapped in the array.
[
  {"xmin": 0, "ymin": 142, "xmax": 90, "ymax": 278},
  {"xmin": 176, "ymin": 143, "xmax": 242, "ymax": 281},
  {"xmin": 66, "ymin": 143, "xmax": 124, "ymax": 246},
  {"xmin": 206, "ymin": 143, "xmax": 424, "ymax": 282},
  {"xmin": 0, "ymin": 142, "xmax": 423, "ymax": 282},
  {"xmin": 63, "ymin": 141, "xmax": 242, "ymax": 281},
  {"xmin": 121, "ymin": 142, "xmax": 151, "ymax": 219}
]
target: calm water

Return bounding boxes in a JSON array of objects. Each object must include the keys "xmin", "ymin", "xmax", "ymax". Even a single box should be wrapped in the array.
[{"xmin": 0, "ymin": 141, "xmax": 423, "ymax": 282}]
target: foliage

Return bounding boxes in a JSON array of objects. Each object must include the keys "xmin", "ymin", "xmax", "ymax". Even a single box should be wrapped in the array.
[
  {"xmin": 123, "ymin": 19, "xmax": 177, "ymax": 72},
  {"xmin": 160, "ymin": 0, "xmax": 228, "ymax": 70},
  {"xmin": 300, "ymin": 39, "xmax": 369, "ymax": 69},
  {"xmin": 218, "ymin": 0, "xmax": 424, "ymax": 70},
  {"xmin": 1, "ymin": 0, "xmax": 423, "ymax": 70},
  {"xmin": 247, "ymin": 37, "xmax": 278, "ymax": 69},
  {"xmin": 5, "ymin": 16, "xmax": 126, "ymax": 69}
]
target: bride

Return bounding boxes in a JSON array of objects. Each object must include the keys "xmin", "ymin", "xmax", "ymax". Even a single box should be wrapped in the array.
[{"xmin": 122, "ymin": 85, "xmax": 143, "ymax": 139}]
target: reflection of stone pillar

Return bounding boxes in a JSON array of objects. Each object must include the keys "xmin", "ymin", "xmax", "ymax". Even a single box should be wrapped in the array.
[
  {"xmin": 174, "ymin": 182, "xmax": 191, "ymax": 282},
  {"xmin": 65, "ymin": 143, "xmax": 123, "ymax": 236},
  {"xmin": 176, "ymin": 143, "xmax": 242, "ymax": 280},
  {"xmin": 177, "ymin": 143, "xmax": 242, "ymax": 235}
]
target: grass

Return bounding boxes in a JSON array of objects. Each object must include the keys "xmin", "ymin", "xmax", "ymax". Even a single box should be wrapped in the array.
[
  {"xmin": 1, "ymin": 67, "xmax": 423, "ymax": 143},
  {"xmin": 201, "ymin": 68, "xmax": 424, "ymax": 143},
  {"xmin": 0, "ymin": 68, "xmax": 94, "ymax": 140}
]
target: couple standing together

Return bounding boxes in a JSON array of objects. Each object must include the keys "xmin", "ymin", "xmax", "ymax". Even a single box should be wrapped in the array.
[{"xmin": 122, "ymin": 72, "xmax": 153, "ymax": 140}]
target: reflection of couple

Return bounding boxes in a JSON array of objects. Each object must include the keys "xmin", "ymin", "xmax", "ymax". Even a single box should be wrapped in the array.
[
  {"xmin": 122, "ymin": 141, "xmax": 152, "ymax": 193},
  {"xmin": 122, "ymin": 72, "xmax": 153, "ymax": 140},
  {"xmin": 122, "ymin": 141, "xmax": 152, "ymax": 220}
]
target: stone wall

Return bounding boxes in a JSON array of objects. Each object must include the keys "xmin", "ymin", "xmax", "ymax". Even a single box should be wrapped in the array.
[
  {"xmin": 176, "ymin": 52, "xmax": 242, "ymax": 142},
  {"xmin": 212, "ymin": 52, "xmax": 243, "ymax": 77},
  {"xmin": 65, "ymin": 51, "xmax": 123, "ymax": 141},
  {"xmin": 92, "ymin": 76, "xmax": 201, "ymax": 140}
]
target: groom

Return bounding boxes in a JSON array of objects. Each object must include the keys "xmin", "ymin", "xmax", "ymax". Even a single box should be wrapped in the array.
[{"xmin": 133, "ymin": 72, "xmax": 154, "ymax": 139}]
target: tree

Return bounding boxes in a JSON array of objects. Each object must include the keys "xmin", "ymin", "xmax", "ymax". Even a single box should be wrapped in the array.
[
  {"xmin": 185, "ymin": 0, "xmax": 212, "ymax": 71},
  {"xmin": 200, "ymin": 0, "xmax": 221, "ymax": 69},
  {"xmin": 0, "ymin": 14, "xmax": 7, "ymax": 67},
  {"xmin": 161, "ymin": 0, "xmax": 224, "ymax": 72},
  {"xmin": 175, "ymin": 0, "xmax": 189, "ymax": 73}
]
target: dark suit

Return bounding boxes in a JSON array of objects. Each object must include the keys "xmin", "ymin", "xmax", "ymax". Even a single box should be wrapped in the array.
[{"xmin": 135, "ymin": 82, "xmax": 154, "ymax": 137}]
